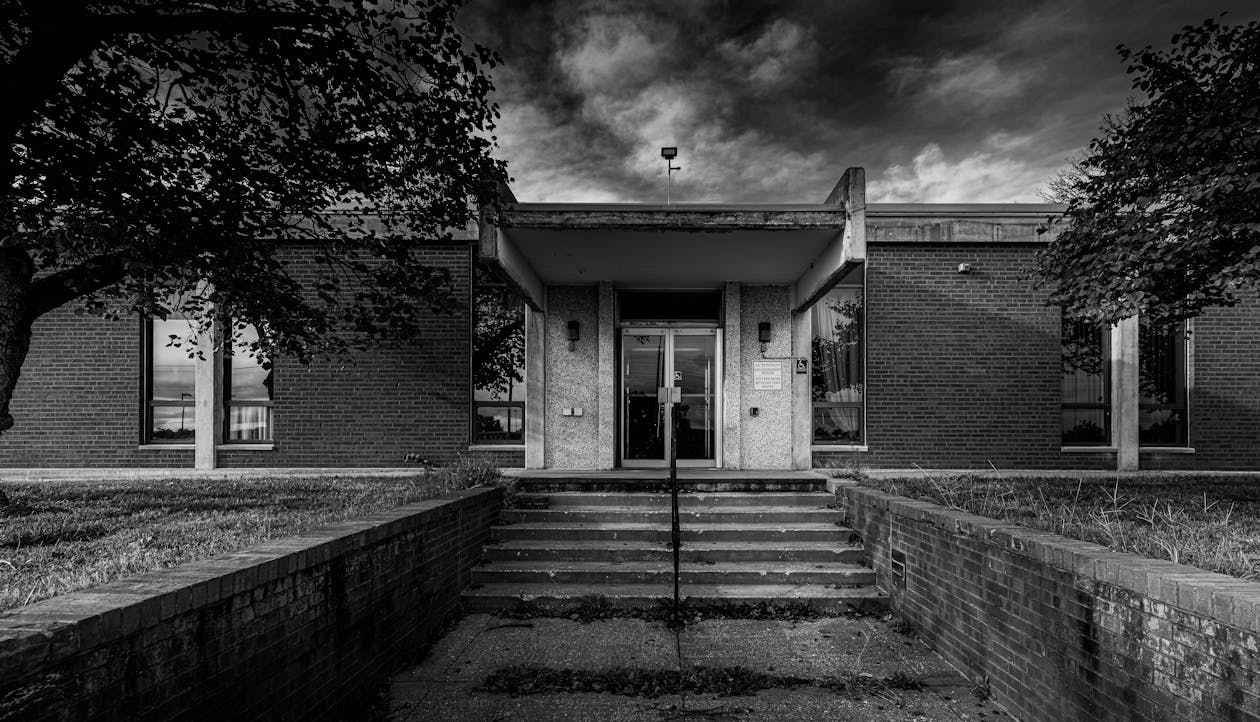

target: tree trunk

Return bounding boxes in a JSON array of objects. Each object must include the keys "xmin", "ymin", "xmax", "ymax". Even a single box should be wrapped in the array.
[{"xmin": 0, "ymin": 246, "xmax": 35, "ymax": 434}]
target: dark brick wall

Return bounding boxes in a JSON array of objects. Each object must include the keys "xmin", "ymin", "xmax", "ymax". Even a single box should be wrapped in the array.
[
  {"xmin": 814, "ymin": 242, "xmax": 1260, "ymax": 471},
  {"xmin": 0, "ymin": 486, "xmax": 503, "ymax": 722},
  {"xmin": 0, "ymin": 241, "xmax": 482, "ymax": 468},
  {"xmin": 842, "ymin": 483, "xmax": 1260, "ymax": 721}
]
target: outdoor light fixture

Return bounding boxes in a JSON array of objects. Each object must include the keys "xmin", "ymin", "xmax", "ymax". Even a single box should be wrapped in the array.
[
  {"xmin": 661, "ymin": 147, "xmax": 681, "ymax": 204},
  {"xmin": 567, "ymin": 320, "xmax": 580, "ymax": 351},
  {"xmin": 758, "ymin": 322, "xmax": 771, "ymax": 353},
  {"xmin": 958, "ymin": 263, "xmax": 974, "ymax": 274}
]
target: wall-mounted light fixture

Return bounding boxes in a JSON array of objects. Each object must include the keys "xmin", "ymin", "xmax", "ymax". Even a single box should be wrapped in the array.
[
  {"xmin": 957, "ymin": 263, "xmax": 974, "ymax": 274},
  {"xmin": 758, "ymin": 322, "xmax": 771, "ymax": 354},
  {"xmin": 567, "ymin": 320, "xmax": 580, "ymax": 351}
]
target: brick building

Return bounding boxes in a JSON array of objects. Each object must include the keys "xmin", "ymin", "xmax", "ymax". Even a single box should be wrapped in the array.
[{"xmin": 3, "ymin": 168, "xmax": 1257, "ymax": 471}]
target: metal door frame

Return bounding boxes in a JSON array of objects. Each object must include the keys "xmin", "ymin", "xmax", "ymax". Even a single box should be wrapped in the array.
[{"xmin": 619, "ymin": 326, "xmax": 723, "ymax": 468}]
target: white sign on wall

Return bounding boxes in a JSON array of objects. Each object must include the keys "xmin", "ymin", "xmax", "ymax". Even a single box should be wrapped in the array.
[{"xmin": 752, "ymin": 361, "xmax": 783, "ymax": 391}]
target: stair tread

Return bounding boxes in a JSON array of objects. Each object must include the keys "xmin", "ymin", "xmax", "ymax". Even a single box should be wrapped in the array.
[
  {"xmin": 489, "ymin": 540, "xmax": 859, "ymax": 550},
  {"xmin": 525, "ymin": 492, "xmax": 833, "ymax": 499},
  {"xmin": 463, "ymin": 583, "xmax": 884, "ymax": 599},
  {"xmin": 497, "ymin": 522, "xmax": 850, "ymax": 530},
  {"xmin": 478, "ymin": 561, "xmax": 871, "ymax": 572},
  {"xmin": 508, "ymin": 506, "xmax": 836, "ymax": 512}
]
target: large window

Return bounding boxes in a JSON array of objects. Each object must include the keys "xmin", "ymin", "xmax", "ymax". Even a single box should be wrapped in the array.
[
  {"xmin": 1061, "ymin": 319, "xmax": 1111, "ymax": 445},
  {"xmin": 144, "ymin": 318, "xmax": 274, "ymax": 444},
  {"xmin": 1139, "ymin": 320, "xmax": 1189, "ymax": 446},
  {"xmin": 225, "ymin": 324, "xmax": 273, "ymax": 442},
  {"xmin": 145, "ymin": 318, "xmax": 197, "ymax": 443},
  {"xmin": 472, "ymin": 264, "xmax": 526, "ymax": 445},
  {"xmin": 811, "ymin": 266, "xmax": 864, "ymax": 444}
]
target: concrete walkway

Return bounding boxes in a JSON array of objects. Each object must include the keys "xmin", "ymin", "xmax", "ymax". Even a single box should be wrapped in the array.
[{"xmin": 388, "ymin": 614, "xmax": 1010, "ymax": 721}]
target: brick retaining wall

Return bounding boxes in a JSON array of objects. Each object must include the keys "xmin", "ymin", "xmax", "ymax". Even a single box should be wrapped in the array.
[
  {"xmin": 840, "ymin": 483, "xmax": 1260, "ymax": 721},
  {"xmin": 0, "ymin": 485, "xmax": 502, "ymax": 721}
]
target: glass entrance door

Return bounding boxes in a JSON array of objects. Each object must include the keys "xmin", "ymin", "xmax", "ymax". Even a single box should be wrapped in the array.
[{"xmin": 621, "ymin": 328, "xmax": 721, "ymax": 468}]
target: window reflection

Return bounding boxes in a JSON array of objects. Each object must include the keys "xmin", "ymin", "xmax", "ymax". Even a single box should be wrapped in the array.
[
  {"xmin": 147, "ymin": 319, "xmax": 196, "ymax": 442},
  {"xmin": 473, "ymin": 264, "xmax": 526, "ymax": 445},
  {"xmin": 811, "ymin": 267, "xmax": 864, "ymax": 444},
  {"xmin": 225, "ymin": 324, "xmax": 273, "ymax": 442},
  {"xmin": 1061, "ymin": 319, "xmax": 1110, "ymax": 445}
]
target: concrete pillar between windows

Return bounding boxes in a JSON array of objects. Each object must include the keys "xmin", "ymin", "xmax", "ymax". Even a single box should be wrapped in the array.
[
  {"xmin": 596, "ymin": 282, "xmax": 615, "ymax": 470},
  {"xmin": 722, "ymin": 283, "xmax": 742, "ymax": 469},
  {"xmin": 790, "ymin": 306, "xmax": 812, "ymax": 470},
  {"xmin": 194, "ymin": 318, "xmax": 223, "ymax": 470},
  {"xmin": 525, "ymin": 304, "xmax": 547, "ymax": 469},
  {"xmin": 1111, "ymin": 315, "xmax": 1139, "ymax": 471}
]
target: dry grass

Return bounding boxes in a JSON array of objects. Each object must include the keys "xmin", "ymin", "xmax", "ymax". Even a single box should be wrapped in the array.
[
  {"xmin": 0, "ymin": 458, "xmax": 502, "ymax": 612},
  {"xmin": 863, "ymin": 473, "xmax": 1260, "ymax": 581}
]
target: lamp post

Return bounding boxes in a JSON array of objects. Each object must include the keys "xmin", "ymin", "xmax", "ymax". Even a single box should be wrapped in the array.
[{"xmin": 661, "ymin": 147, "xmax": 681, "ymax": 204}]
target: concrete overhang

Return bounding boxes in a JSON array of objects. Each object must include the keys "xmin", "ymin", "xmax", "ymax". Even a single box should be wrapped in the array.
[{"xmin": 497, "ymin": 204, "xmax": 847, "ymax": 289}]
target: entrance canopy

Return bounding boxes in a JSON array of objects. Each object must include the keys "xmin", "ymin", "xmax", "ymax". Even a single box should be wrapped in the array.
[{"xmin": 480, "ymin": 169, "xmax": 868, "ymax": 312}]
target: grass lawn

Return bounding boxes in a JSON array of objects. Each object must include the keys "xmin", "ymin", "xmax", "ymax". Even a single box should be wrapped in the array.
[
  {"xmin": 859, "ymin": 473, "xmax": 1260, "ymax": 581},
  {"xmin": 0, "ymin": 464, "xmax": 499, "ymax": 612}
]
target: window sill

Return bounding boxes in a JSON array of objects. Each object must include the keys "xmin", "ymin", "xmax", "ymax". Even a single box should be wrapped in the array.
[
  {"xmin": 219, "ymin": 444, "xmax": 275, "ymax": 451},
  {"xmin": 1061, "ymin": 446, "xmax": 1116, "ymax": 453},
  {"xmin": 138, "ymin": 444, "xmax": 194, "ymax": 450},
  {"xmin": 468, "ymin": 444, "xmax": 526, "ymax": 452},
  {"xmin": 812, "ymin": 445, "xmax": 868, "ymax": 452},
  {"xmin": 1141, "ymin": 447, "xmax": 1195, "ymax": 454}
]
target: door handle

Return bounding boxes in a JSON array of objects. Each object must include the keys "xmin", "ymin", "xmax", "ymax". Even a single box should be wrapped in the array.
[{"xmin": 656, "ymin": 386, "xmax": 681, "ymax": 403}]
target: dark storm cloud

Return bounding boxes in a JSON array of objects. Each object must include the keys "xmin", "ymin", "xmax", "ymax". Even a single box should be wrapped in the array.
[{"xmin": 459, "ymin": 0, "xmax": 1260, "ymax": 203}]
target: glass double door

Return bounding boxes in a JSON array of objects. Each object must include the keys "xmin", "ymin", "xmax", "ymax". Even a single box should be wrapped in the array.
[{"xmin": 621, "ymin": 327, "xmax": 721, "ymax": 468}]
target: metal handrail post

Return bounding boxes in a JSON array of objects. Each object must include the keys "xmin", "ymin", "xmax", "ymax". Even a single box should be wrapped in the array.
[{"xmin": 670, "ymin": 400, "xmax": 680, "ymax": 623}]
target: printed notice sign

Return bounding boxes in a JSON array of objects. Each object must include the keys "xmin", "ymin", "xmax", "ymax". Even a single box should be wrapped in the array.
[{"xmin": 753, "ymin": 361, "xmax": 783, "ymax": 391}]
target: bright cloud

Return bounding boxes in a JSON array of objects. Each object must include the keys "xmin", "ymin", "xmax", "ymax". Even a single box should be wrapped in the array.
[
  {"xmin": 719, "ymin": 19, "xmax": 818, "ymax": 90},
  {"xmin": 890, "ymin": 52, "xmax": 1032, "ymax": 109},
  {"xmin": 869, "ymin": 141, "xmax": 1055, "ymax": 203}
]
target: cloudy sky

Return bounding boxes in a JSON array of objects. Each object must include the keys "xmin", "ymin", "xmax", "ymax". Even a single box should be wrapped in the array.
[{"xmin": 458, "ymin": 0, "xmax": 1259, "ymax": 204}]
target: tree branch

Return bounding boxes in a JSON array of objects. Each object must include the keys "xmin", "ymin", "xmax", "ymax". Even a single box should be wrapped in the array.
[{"xmin": 26, "ymin": 251, "xmax": 150, "ymax": 319}]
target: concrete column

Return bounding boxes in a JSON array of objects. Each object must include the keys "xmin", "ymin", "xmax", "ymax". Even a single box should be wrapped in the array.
[
  {"xmin": 525, "ymin": 303, "xmax": 547, "ymax": 469},
  {"xmin": 722, "ymin": 283, "xmax": 742, "ymax": 469},
  {"xmin": 596, "ymin": 282, "xmax": 615, "ymax": 470},
  {"xmin": 791, "ymin": 307, "xmax": 812, "ymax": 470},
  {"xmin": 194, "ymin": 318, "xmax": 223, "ymax": 470},
  {"xmin": 1111, "ymin": 315, "xmax": 1139, "ymax": 471}
]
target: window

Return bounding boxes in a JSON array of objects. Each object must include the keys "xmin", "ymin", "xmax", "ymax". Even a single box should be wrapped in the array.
[
  {"xmin": 811, "ymin": 265, "xmax": 864, "ymax": 444},
  {"xmin": 1061, "ymin": 319, "xmax": 1110, "ymax": 445},
  {"xmin": 472, "ymin": 264, "xmax": 526, "ymax": 445},
  {"xmin": 224, "ymin": 324, "xmax": 273, "ymax": 442},
  {"xmin": 1139, "ymin": 320, "xmax": 1189, "ymax": 446},
  {"xmin": 145, "ymin": 318, "xmax": 197, "ymax": 443},
  {"xmin": 144, "ymin": 317, "xmax": 274, "ymax": 444}
]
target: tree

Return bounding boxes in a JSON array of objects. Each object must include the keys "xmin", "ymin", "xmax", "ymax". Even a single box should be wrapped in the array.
[
  {"xmin": 1035, "ymin": 16, "xmax": 1260, "ymax": 326},
  {"xmin": 0, "ymin": 0, "xmax": 508, "ymax": 433}
]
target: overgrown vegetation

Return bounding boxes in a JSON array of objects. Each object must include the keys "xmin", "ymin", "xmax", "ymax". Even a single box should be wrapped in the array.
[
  {"xmin": 0, "ymin": 458, "xmax": 502, "ymax": 611},
  {"xmin": 481, "ymin": 665, "xmax": 923, "ymax": 699},
  {"xmin": 863, "ymin": 474, "xmax": 1260, "ymax": 580}
]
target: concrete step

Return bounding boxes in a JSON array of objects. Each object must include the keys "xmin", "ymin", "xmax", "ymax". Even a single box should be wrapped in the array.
[
  {"xmin": 499, "ymin": 507, "xmax": 844, "ymax": 525},
  {"xmin": 491, "ymin": 522, "xmax": 855, "ymax": 543},
  {"xmin": 460, "ymin": 583, "xmax": 889, "ymax": 615},
  {"xmin": 530, "ymin": 492, "xmax": 835, "ymax": 508},
  {"xmin": 511, "ymin": 478, "xmax": 827, "ymax": 493},
  {"xmin": 483, "ymin": 540, "xmax": 865, "ymax": 564},
  {"xmin": 472, "ymin": 561, "xmax": 876, "ymax": 586}
]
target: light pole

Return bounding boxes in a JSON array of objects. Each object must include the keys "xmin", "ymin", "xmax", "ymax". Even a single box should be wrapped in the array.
[{"xmin": 661, "ymin": 147, "xmax": 681, "ymax": 204}]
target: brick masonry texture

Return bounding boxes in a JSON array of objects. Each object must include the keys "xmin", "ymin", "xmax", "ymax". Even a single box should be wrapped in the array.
[
  {"xmin": 0, "ymin": 486, "xmax": 503, "ymax": 721},
  {"xmin": 0, "ymin": 241, "xmax": 482, "ymax": 468},
  {"xmin": 813, "ymin": 242, "xmax": 1260, "ymax": 470},
  {"xmin": 841, "ymin": 483, "xmax": 1260, "ymax": 721}
]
